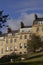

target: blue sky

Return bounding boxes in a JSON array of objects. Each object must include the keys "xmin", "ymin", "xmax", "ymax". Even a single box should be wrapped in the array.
[
  {"xmin": 0, "ymin": 0, "xmax": 43, "ymax": 19},
  {"xmin": 0, "ymin": 0, "xmax": 43, "ymax": 33}
]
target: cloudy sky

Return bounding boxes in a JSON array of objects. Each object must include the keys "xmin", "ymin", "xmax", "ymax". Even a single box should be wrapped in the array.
[{"xmin": 0, "ymin": 0, "xmax": 43, "ymax": 32}]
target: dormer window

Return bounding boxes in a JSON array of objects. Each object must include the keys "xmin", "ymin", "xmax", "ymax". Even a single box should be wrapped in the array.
[{"xmin": 8, "ymin": 33, "xmax": 12, "ymax": 36}]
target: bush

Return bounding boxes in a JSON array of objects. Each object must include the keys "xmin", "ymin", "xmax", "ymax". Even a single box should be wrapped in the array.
[{"xmin": 0, "ymin": 54, "xmax": 21, "ymax": 63}]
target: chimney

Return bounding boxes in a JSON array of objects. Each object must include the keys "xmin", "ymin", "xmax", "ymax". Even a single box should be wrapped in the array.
[
  {"xmin": 20, "ymin": 22, "xmax": 24, "ymax": 28},
  {"xmin": 7, "ymin": 26, "xmax": 12, "ymax": 33},
  {"xmin": 34, "ymin": 14, "xmax": 37, "ymax": 20}
]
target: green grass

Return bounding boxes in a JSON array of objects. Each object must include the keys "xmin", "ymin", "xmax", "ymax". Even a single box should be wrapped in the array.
[
  {"xmin": 0, "ymin": 61, "xmax": 43, "ymax": 65},
  {"xmin": 28, "ymin": 56, "xmax": 43, "ymax": 62},
  {"xmin": 15, "ymin": 52, "xmax": 43, "ymax": 65},
  {"xmin": 0, "ymin": 52, "xmax": 43, "ymax": 65}
]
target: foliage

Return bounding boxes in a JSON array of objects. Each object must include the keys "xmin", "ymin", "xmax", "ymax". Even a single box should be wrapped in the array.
[
  {"xmin": 0, "ymin": 53, "xmax": 21, "ymax": 63},
  {"xmin": 27, "ymin": 34, "xmax": 42, "ymax": 52},
  {"xmin": 0, "ymin": 11, "xmax": 9, "ymax": 34}
]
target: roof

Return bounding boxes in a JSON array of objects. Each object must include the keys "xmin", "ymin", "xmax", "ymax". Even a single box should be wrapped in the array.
[
  {"xmin": 35, "ymin": 18, "xmax": 43, "ymax": 21},
  {"xmin": 21, "ymin": 25, "xmax": 32, "ymax": 28},
  {"xmin": 33, "ymin": 17, "xmax": 43, "ymax": 25},
  {"xmin": 1, "ymin": 30, "xmax": 19, "ymax": 37},
  {"xmin": 24, "ymin": 25, "xmax": 32, "ymax": 28},
  {"xmin": 11, "ymin": 30, "xmax": 19, "ymax": 34}
]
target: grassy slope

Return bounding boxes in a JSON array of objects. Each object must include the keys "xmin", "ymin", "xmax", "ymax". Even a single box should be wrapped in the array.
[
  {"xmin": 15, "ymin": 52, "xmax": 43, "ymax": 65},
  {"xmin": 0, "ymin": 52, "xmax": 43, "ymax": 65}
]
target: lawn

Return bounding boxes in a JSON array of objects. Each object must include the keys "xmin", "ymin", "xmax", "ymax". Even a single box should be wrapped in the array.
[
  {"xmin": 0, "ymin": 61, "xmax": 43, "ymax": 65},
  {"xmin": 0, "ymin": 52, "xmax": 43, "ymax": 65}
]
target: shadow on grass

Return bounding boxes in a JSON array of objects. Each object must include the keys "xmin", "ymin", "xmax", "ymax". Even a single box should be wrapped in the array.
[
  {"xmin": 26, "ymin": 53, "xmax": 43, "ymax": 60},
  {"xmin": 0, "ymin": 61, "xmax": 43, "ymax": 65}
]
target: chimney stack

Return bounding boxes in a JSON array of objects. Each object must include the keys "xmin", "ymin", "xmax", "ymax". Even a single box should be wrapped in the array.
[
  {"xmin": 34, "ymin": 14, "xmax": 37, "ymax": 20},
  {"xmin": 7, "ymin": 26, "xmax": 12, "ymax": 33},
  {"xmin": 20, "ymin": 22, "xmax": 24, "ymax": 28}
]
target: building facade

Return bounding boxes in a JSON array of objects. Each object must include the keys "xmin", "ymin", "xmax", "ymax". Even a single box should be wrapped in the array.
[{"xmin": 0, "ymin": 14, "xmax": 43, "ymax": 58}]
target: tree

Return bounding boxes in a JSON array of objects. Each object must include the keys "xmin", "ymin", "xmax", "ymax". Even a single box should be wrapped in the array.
[
  {"xmin": 27, "ymin": 34, "xmax": 42, "ymax": 53},
  {"xmin": 0, "ymin": 10, "xmax": 9, "ymax": 35}
]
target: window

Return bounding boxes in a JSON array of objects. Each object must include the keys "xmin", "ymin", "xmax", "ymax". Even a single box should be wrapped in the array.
[
  {"xmin": 24, "ymin": 35, "xmax": 27, "ymax": 39},
  {"xmin": 36, "ymin": 27, "xmax": 39, "ymax": 32},
  {"xmin": 42, "ymin": 27, "xmax": 43, "ymax": 31},
  {"xmin": 1, "ymin": 42, "xmax": 3, "ymax": 46},
  {"xmin": 10, "ymin": 38, "xmax": 13, "ymax": 43},
  {"xmin": 6, "ymin": 39, "xmax": 8, "ymax": 44},
  {"xmin": 24, "ymin": 52, "xmax": 27, "ymax": 54},
  {"xmin": 8, "ymin": 33, "xmax": 12, "ymax": 36},
  {"xmin": 24, "ymin": 43, "xmax": 27, "ymax": 48},
  {"xmin": 28, "ymin": 30, "xmax": 30, "ymax": 33},
  {"xmin": 20, "ymin": 35, "xmax": 22, "ymax": 39},
  {"xmin": 10, "ymin": 46, "xmax": 13, "ymax": 51},
  {"xmin": 14, "ymin": 39, "xmax": 16, "ymax": 42},
  {"xmin": 20, "ymin": 52, "xmax": 22, "ymax": 54},
  {"xmin": 6, "ymin": 47, "xmax": 9, "ymax": 51},
  {"xmin": 22, "ymin": 30, "xmax": 24, "ymax": 32},
  {"xmin": 41, "ymin": 36, "xmax": 43, "ymax": 41},
  {"xmin": 14, "ymin": 47, "xmax": 17, "ymax": 51},
  {"xmin": 29, "ymin": 34, "xmax": 31, "ymax": 39},
  {"xmin": 1, "ymin": 48, "xmax": 3, "ymax": 54},
  {"xmin": 20, "ymin": 43, "xmax": 22, "ymax": 48}
]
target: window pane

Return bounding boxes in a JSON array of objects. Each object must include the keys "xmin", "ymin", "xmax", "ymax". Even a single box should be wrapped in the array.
[
  {"xmin": 24, "ymin": 35, "xmax": 27, "ymax": 39},
  {"xmin": 36, "ymin": 27, "xmax": 39, "ymax": 32},
  {"xmin": 20, "ymin": 43, "xmax": 22, "ymax": 48},
  {"xmin": 6, "ymin": 47, "xmax": 9, "ymax": 51},
  {"xmin": 42, "ymin": 27, "xmax": 43, "ymax": 31},
  {"xmin": 10, "ymin": 46, "xmax": 13, "ymax": 51},
  {"xmin": 24, "ymin": 43, "xmax": 27, "ymax": 48},
  {"xmin": 1, "ymin": 48, "xmax": 3, "ymax": 54},
  {"xmin": 20, "ymin": 35, "xmax": 22, "ymax": 39},
  {"xmin": 20, "ymin": 52, "xmax": 22, "ymax": 54},
  {"xmin": 14, "ymin": 47, "xmax": 17, "ymax": 51},
  {"xmin": 41, "ymin": 36, "xmax": 43, "ymax": 41},
  {"xmin": 14, "ymin": 39, "xmax": 16, "ymax": 42},
  {"xmin": 6, "ymin": 39, "xmax": 8, "ymax": 43},
  {"xmin": 10, "ymin": 39, "xmax": 13, "ymax": 43}
]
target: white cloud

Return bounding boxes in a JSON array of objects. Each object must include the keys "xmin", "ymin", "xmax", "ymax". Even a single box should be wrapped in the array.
[
  {"xmin": 7, "ymin": 13, "xmax": 43, "ymax": 31},
  {"xmin": 7, "ymin": 19, "xmax": 18, "ymax": 30},
  {"xmin": 14, "ymin": 8, "xmax": 43, "ymax": 13}
]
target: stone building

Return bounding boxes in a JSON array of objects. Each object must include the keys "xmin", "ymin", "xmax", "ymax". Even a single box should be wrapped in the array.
[{"xmin": 0, "ymin": 14, "xmax": 43, "ymax": 58}]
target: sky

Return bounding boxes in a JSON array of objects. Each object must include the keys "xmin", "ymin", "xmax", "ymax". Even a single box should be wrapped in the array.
[{"xmin": 0, "ymin": 0, "xmax": 43, "ymax": 33}]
